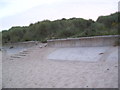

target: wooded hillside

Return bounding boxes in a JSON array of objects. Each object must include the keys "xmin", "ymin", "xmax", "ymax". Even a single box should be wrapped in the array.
[{"xmin": 2, "ymin": 12, "xmax": 119, "ymax": 43}]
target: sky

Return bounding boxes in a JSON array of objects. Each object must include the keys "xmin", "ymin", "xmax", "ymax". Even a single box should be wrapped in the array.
[{"xmin": 0, "ymin": 0, "xmax": 119, "ymax": 31}]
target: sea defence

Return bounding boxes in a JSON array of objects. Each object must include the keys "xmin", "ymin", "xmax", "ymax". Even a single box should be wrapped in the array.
[
  {"xmin": 47, "ymin": 35, "xmax": 119, "ymax": 47},
  {"xmin": 3, "ymin": 41, "xmax": 39, "ymax": 48}
]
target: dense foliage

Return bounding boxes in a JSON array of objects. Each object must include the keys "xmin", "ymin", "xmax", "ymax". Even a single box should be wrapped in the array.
[{"xmin": 2, "ymin": 12, "xmax": 119, "ymax": 43}]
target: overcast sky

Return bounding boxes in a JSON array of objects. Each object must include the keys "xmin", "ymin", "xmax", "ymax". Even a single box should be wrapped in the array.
[{"xmin": 0, "ymin": 0, "xmax": 119, "ymax": 31}]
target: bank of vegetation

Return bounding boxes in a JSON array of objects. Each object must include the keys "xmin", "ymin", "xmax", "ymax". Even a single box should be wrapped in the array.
[{"xmin": 2, "ymin": 12, "xmax": 119, "ymax": 43}]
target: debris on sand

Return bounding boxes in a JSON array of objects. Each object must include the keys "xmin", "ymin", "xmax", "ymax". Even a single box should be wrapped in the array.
[
  {"xmin": 9, "ymin": 46, "xmax": 14, "ymax": 49},
  {"xmin": 99, "ymin": 53, "xmax": 104, "ymax": 55}
]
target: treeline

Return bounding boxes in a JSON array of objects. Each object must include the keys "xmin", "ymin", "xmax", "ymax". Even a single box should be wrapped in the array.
[{"xmin": 2, "ymin": 12, "xmax": 119, "ymax": 43}]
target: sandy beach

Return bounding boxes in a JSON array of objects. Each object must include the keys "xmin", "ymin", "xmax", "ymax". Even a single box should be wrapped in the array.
[
  {"xmin": 2, "ymin": 43, "xmax": 118, "ymax": 88},
  {"xmin": 0, "ymin": 51, "xmax": 2, "ymax": 89}
]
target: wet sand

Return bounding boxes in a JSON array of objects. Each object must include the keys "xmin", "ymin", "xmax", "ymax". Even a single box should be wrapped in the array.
[{"xmin": 2, "ymin": 44, "xmax": 118, "ymax": 88}]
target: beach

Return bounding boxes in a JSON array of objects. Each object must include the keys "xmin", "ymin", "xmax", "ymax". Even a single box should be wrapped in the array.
[
  {"xmin": 2, "ymin": 43, "xmax": 118, "ymax": 88},
  {"xmin": 0, "ymin": 51, "xmax": 2, "ymax": 89}
]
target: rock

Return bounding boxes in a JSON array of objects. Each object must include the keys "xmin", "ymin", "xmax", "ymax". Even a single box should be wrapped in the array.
[
  {"xmin": 9, "ymin": 46, "xmax": 14, "ymax": 49},
  {"xmin": 99, "ymin": 53, "xmax": 104, "ymax": 55},
  {"xmin": 39, "ymin": 46, "xmax": 42, "ymax": 48}
]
